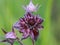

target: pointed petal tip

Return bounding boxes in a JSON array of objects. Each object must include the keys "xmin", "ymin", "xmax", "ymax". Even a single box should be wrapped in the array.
[
  {"xmin": 1, "ymin": 28, "xmax": 7, "ymax": 34},
  {"xmin": 0, "ymin": 40, "xmax": 7, "ymax": 42}
]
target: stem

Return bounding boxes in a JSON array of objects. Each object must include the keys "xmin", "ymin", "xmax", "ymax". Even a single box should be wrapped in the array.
[
  {"xmin": 11, "ymin": 43, "xmax": 13, "ymax": 45},
  {"xmin": 30, "ymin": 36, "xmax": 35, "ymax": 45},
  {"xmin": 30, "ymin": 37, "xmax": 35, "ymax": 45},
  {"xmin": 16, "ymin": 37, "xmax": 24, "ymax": 45},
  {"xmin": 32, "ymin": 39, "xmax": 34, "ymax": 45}
]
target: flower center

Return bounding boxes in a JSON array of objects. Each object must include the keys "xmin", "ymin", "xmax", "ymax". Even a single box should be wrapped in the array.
[
  {"xmin": 26, "ymin": 19, "xmax": 36, "ymax": 30},
  {"xmin": 28, "ymin": 19, "xmax": 35, "ymax": 26}
]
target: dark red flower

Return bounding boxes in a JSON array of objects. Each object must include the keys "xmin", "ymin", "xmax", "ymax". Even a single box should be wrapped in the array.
[{"xmin": 13, "ymin": 12, "xmax": 44, "ymax": 45}]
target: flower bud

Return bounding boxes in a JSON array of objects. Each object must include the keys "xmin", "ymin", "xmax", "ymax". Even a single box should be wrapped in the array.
[
  {"xmin": 5, "ymin": 32, "xmax": 16, "ymax": 39},
  {"xmin": 23, "ymin": 0, "xmax": 39, "ymax": 12}
]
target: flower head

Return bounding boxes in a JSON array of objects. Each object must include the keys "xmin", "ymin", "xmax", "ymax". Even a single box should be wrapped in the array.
[
  {"xmin": 0, "ymin": 28, "xmax": 16, "ymax": 45},
  {"xmin": 13, "ymin": 12, "xmax": 44, "ymax": 42},
  {"xmin": 23, "ymin": 0, "xmax": 39, "ymax": 12}
]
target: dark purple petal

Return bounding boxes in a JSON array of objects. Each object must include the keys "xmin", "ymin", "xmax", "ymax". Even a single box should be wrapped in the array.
[
  {"xmin": 25, "ymin": 12, "xmax": 32, "ymax": 18},
  {"xmin": 20, "ymin": 18, "xmax": 25, "ymax": 22},
  {"xmin": 30, "ymin": 29, "xmax": 39, "ymax": 41},
  {"xmin": 32, "ymin": 30, "xmax": 39, "ymax": 41},
  {"xmin": 34, "ymin": 15, "xmax": 44, "ymax": 24},
  {"xmin": 38, "ymin": 18, "xmax": 44, "ymax": 24},
  {"xmin": 38, "ymin": 25, "xmax": 44, "ymax": 29},
  {"xmin": 25, "ymin": 12, "xmax": 34, "ymax": 21}
]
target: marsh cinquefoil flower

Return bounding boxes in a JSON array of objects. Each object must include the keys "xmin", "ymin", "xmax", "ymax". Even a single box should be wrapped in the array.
[
  {"xmin": 13, "ymin": 12, "xmax": 44, "ymax": 45},
  {"xmin": 0, "ymin": 28, "xmax": 24, "ymax": 45},
  {"xmin": 0, "ymin": 28, "xmax": 16, "ymax": 45},
  {"xmin": 0, "ymin": 0, "xmax": 44, "ymax": 45}
]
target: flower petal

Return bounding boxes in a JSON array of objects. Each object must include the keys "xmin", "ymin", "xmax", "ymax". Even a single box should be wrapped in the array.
[
  {"xmin": 30, "ymin": 31, "xmax": 34, "ymax": 40},
  {"xmin": 33, "ymin": 30, "xmax": 39, "ymax": 41},
  {"xmin": 23, "ymin": 0, "xmax": 39, "ymax": 12},
  {"xmin": 13, "ymin": 21, "xmax": 20, "ymax": 30},
  {"xmin": 30, "ymin": 30, "xmax": 39, "ymax": 41},
  {"xmin": 5, "ymin": 32, "xmax": 16, "ymax": 39},
  {"xmin": 34, "ymin": 15, "xmax": 43, "ymax": 24},
  {"xmin": 25, "ymin": 12, "xmax": 33, "ymax": 19},
  {"xmin": 21, "ymin": 29, "xmax": 30, "ymax": 40},
  {"xmin": 38, "ymin": 25, "xmax": 44, "ymax": 30}
]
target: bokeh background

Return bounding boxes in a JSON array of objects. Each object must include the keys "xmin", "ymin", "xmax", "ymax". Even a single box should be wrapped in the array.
[{"xmin": 0, "ymin": 0, "xmax": 60, "ymax": 45}]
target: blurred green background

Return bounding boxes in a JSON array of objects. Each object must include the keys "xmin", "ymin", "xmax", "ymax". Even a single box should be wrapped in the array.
[{"xmin": 0, "ymin": 0, "xmax": 60, "ymax": 45}]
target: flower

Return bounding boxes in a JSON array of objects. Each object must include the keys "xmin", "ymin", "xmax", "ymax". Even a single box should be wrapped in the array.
[
  {"xmin": 0, "ymin": 28, "xmax": 16, "ymax": 45},
  {"xmin": 0, "ymin": 28, "xmax": 24, "ymax": 45},
  {"xmin": 13, "ymin": 12, "xmax": 44, "ymax": 44},
  {"xmin": 23, "ymin": 0, "xmax": 39, "ymax": 12}
]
